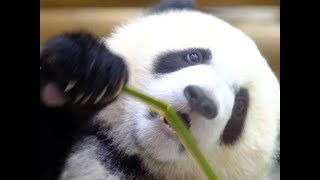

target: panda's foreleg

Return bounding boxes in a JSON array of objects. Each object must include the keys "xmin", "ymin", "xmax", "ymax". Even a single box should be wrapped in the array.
[{"xmin": 40, "ymin": 32, "xmax": 128, "ymax": 180}]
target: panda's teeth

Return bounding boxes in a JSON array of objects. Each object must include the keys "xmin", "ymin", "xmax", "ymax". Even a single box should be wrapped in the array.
[{"xmin": 150, "ymin": 110, "xmax": 174, "ymax": 130}]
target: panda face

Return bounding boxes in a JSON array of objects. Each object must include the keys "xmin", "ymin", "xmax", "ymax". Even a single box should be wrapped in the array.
[
  {"xmin": 132, "ymin": 64, "xmax": 236, "ymax": 161},
  {"xmin": 97, "ymin": 9, "xmax": 279, "ymax": 178}
]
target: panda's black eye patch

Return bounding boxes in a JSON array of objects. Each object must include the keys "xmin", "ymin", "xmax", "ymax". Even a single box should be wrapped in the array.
[{"xmin": 153, "ymin": 48, "xmax": 212, "ymax": 75}]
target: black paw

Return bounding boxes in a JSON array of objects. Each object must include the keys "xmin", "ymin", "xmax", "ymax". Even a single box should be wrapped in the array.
[{"xmin": 40, "ymin": 32, "xmax": 128, "ymax": 107}]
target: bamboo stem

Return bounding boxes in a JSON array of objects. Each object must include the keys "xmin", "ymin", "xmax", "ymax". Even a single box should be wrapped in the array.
[{"xmin": 123, "ymin": 86, "xmax": 219, "ymax": 180}]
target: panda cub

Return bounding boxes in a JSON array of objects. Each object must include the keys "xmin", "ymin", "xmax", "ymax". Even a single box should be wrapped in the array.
[{"xmin": 40, "ymin": 0, "xmax": 280, "ymax": 180}]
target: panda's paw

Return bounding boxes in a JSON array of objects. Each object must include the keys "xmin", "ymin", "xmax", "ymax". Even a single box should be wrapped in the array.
[{"xmin": 40, "ymin": 32, "xmax": 128, "ymax": 107}]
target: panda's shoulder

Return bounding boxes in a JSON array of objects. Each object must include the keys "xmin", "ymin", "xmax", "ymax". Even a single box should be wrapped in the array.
[
  {"xmin": 61, "ymin": 135, "xmax": 149, "ymax": 180},
  {"xmin": 60, "ymin": 136, "xmax": 122, "ymax": 179}
]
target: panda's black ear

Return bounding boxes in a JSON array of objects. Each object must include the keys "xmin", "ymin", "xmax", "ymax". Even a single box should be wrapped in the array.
[{"xmin": 149, "ymin": 0, "xmax": 196, "ymax": 14}]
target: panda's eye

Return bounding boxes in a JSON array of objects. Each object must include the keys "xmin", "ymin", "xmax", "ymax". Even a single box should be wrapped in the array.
[{"xmin": 186, "ymin": 52, "xmax": 202, "ymax": 64}]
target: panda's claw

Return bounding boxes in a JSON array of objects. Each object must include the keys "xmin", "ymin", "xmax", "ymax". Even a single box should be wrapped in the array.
[
  {"xmin": 64, "ymin": 80, "xmax": 77, "ymax": 92},
  {"xmin": 112, "ymin": 77, "xmax": 126, "ymax": 99},
  {"xmin": 81, "ymin": 94, "xmax": 92, "ymax": 105},
  {"xmin": 74, "ymin": 93, "xmax": 84, "ymax": 103},
  {"xmin": 94, "ymin": 87, "xmax": 108, "ymax": 104}
]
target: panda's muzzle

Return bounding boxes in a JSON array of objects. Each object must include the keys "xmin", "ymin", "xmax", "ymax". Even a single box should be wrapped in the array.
[
  {"xmin": 183, "ymin": 85, "xmax": 218, "ymax": 120},
  {"xmin": 148, "ymin": 85, "xmax": 217, "ymax": 131}
]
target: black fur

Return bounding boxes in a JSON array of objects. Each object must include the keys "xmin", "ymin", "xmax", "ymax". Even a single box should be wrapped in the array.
[
  {"xmin": 153, "ymin": 48, "xmax": 212, "ymax": 74},
  {"xmin": 150, "ymin": 0, "xmax": 196, "ymax": 14},
  {"xmin": 40, "ymin": 32, "xmax": 128, "ymax": 180},
  {"xmin": 96, "ymin": 133, "xmax": 148, "ymax": 179},
  {"xmin": 221, "ymin": 88, "xmax": 249, "ymax": 145}
]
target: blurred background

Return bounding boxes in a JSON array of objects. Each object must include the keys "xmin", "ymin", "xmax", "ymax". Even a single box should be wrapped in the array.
[
  {"xmin": 40, "ymin": 0, "xmax": 280, "ymax": 179},
  {"xmin": 40, "ymin": 0, "xmax": 279, "ymax": 79}
]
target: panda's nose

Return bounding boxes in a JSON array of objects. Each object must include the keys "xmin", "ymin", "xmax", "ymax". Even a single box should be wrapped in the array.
[{"xmin": 183, "ymin": 85, "xmax": 218, "ymax": 119}]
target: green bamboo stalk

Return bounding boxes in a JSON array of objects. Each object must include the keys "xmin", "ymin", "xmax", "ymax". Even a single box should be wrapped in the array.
[{"xmin": 123, "ymin": 86, "xmax": 219, "ymax": 180}]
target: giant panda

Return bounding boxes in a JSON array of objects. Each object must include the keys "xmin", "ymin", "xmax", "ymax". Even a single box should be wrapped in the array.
[{"xmin": 40, "ymin": 0, "xmax": 280, "ymax": 179}]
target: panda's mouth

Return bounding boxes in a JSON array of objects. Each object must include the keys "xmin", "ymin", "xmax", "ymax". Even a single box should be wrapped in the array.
[{"xmin": 148, "ymin": 110, "xmax": 191, "ymax": 129}]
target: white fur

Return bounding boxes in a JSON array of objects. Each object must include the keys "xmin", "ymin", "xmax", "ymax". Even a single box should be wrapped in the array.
[
  {"xmin": 60, "ymin": 137, "xmax": 123, "ymax": 180},
  {"xmin": 64, "ymin": 9, "xmax": 280, "ymax": 180}
]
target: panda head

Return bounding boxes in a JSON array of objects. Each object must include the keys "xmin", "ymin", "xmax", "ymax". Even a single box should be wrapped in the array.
[{"xmin": 96, "ymin": 0, "xmax": 280, "ymax": 178}]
